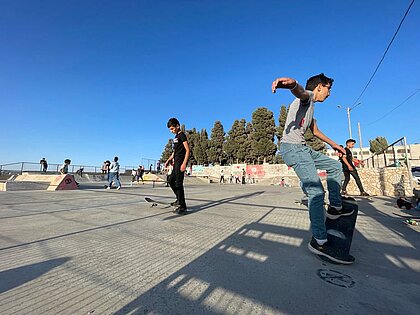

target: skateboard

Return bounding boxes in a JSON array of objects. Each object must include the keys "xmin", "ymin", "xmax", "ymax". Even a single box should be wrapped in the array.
[
  {"xmin": 144, "ymin": 197, "xmax": 175, "ymax": 208},
  {"xmin": 144, "ymin": 197, "xmax": 189, "ymax": 215},
  {"xmin": 320, "ymin": 199, "xmax": 359, "ymax": 264}
]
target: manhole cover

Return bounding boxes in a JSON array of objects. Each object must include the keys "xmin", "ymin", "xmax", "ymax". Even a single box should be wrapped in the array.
[{"xmin": 317, "ymin": 269, "xmax": 355, "ymax": 288}]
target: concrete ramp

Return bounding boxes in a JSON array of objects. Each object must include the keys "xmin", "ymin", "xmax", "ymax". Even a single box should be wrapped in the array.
[
  {"xmin": 47, "ymin": 174, "xmax": 78, "ymax": 191},
  {"xmin": 15, "ymin": 173, "xmax": 58, "ymax": 182},
  {"xmin": 2, "ymin": 181, "xmax": 50, "ymax": 191}
]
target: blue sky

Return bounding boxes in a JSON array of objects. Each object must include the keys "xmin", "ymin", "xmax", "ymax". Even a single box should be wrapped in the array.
[{"xmin": 0, "ymin": 0, "xmax": 419, "ymax": 167}]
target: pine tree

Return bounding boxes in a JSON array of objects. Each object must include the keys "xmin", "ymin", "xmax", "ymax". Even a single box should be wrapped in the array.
[
  {"xmin": 208, "ymin": 121, "xmax": 226, "ymax": 165},
  {"xmin": 245, "ymin": 122, "xmax": 255, "ymax": 164},
  {"xmin": 224, "ymin": 119, "xmax": 248, "ymax": 164},
  {"xmin": 250, "ymin": 107, "xmax": 277, "ymax": 164},
  {"xmin": 276, "ymin": 105, "xmax": 288, "ymax": 146},
  {"xmin": 369, "ymin": 136, "xmax": 389, "ymax": 154},
  {"xmin": 275, "ymin": 105, "xmax": 288, "ymax": 163},
  {"xmin": 161, "ymin": 139, "xmax": 173, "ymax": 163},
  {"xmin": 304, "ymin": 128, "xmax": 326, "ymax": 152},
  {"xmin": 185, "ymin": 128, "xmax": 198, "ymax": 165}
]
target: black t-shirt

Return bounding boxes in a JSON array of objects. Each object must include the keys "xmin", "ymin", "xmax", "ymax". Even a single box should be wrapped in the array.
[
  {"xmin": 340, "ymin": 147, "xmax": 355, "ymax": 170},
  {"xmin": 173, "ymin": 132, "xmax": 188, "ymax": 166}
]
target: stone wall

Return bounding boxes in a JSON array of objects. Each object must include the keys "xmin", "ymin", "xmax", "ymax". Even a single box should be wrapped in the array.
[
  {"xmin": 192, "ymin": 164, "xmax": 412, "ymax": 197},
  {"xmin": 322, "ymin": 167, "xmax": 412, "ymax": 197}
]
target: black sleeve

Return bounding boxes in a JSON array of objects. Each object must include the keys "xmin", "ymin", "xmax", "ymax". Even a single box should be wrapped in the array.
[{"xmin": 179, "ymin": 132, "xmax": 188, "ymax": 143}]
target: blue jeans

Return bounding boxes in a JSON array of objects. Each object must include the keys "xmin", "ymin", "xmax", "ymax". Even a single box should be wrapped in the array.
[
  {"xmin": 280, "ymin": 143, "xmax": 342, "ymax": 240},
  {"xmin": 108, "ymin": 172, "xmax": 121, "ymax": 188}
]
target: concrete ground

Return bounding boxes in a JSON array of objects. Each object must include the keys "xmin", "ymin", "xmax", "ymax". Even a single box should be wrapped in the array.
[{"xmin": 0, "ymin": 180, "xmax": 419, "ymax": 315}]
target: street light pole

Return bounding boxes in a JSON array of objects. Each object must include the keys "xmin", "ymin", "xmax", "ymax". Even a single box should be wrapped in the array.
[
  {"xmin": 337, "ymin": 102, "xmax": 361, "ymax": 140},
  {"xmin": 346, "ymin": 107, "xmax": 352, "ymax": 139}
]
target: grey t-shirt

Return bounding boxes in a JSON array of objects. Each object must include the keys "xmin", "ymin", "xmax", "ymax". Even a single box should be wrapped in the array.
[
  {"xmin": 281, "ymin": 91, "xmax": 315, "ymax": 144},
  {"xmin": 109, "ymin": 161, "xmax": 120, "ymax": 173}
]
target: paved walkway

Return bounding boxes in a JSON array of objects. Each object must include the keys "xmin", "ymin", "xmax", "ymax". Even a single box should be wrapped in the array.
[{"xmin": 0, "ymin": 182, "xmax": 419, "ymax": 314}]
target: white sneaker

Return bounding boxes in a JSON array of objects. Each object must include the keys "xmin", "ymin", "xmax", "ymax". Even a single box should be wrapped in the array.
[
  {"xmin": 106, "ymin": 186, "xmax": 111, "ymax": 190},
  {"xmin": 117, "ymin": 186, "xmax": 121, "ymax": 190}
]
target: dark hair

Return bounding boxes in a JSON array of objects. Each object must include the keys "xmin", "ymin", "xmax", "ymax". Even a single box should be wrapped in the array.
[
  {"xmin": 305, "ymin": 73, "xmax": 334, "ymax": 91},
  {"xmin": 167, "ymin": 118, "xmax": 180, "ymax": 128},
  {"xmin": 346, "ymin": 139, "xmax": 356, "ymax": 144},
  {"xmin": 114, "ymin": 156, "xmax": 119, "ymax": 162},
  {"xmin": 64, "ymin": 159, "xmax": 71, "ymax": 164}
]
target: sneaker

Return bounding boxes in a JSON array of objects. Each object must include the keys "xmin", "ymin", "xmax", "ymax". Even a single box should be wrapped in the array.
[
  {"xmin": 117, "ymin": 186, "xmax": 121, "ymax": 190},
  {"xmin": 326, "ymin": 205, "xmax": 354, "ymax": 220},
  {"xmin": 308, "ymin": 238, "xmax": 355, "ymax": 265},
  {"xmin": 170, "ymin": 201, "xmax": 180, "ymax": 207},
  {"xmin": 173, "ymin": 206, "xmax": 187, "ymax": 214},
  {"xmin": 360, "ymin": 192, "xmax": 370, "ymax": 196},
  {"xmin": 341, "ymin": 190, "xmax": 347, "ymax": 195},
  {"xmin": 106, "ymin": 186, "xmax": 111, "ymax": 190}
]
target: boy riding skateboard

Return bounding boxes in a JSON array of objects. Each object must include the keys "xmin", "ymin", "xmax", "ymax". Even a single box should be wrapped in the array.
[
  {"xmin": 164, "ymin": 118, "xmax": 190, "ymax": 214},
  {"xmin": 272, "ymin": 73, "xmax": 355, "ymax": 264}
]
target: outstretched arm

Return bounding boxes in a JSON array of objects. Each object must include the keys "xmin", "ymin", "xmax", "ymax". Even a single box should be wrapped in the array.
[
  {"xmin": 310, "ymin": 119, "xmax": 346, "ymax": 154},
  {"xmin": 272, "ymin": 77, "xmax": 310, "ymax": 102}
]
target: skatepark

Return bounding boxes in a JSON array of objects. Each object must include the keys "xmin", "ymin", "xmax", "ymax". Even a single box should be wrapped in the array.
[{"xmin": 0, "ymin": 179, "xmax": 418, "ymax": 314}]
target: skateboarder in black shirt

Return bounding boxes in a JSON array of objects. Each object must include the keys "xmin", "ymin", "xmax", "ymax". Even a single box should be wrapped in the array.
[
  {"xmin": 164, "ymin": 118, "xmax": 190, "ymax": 214},
  {"xmin": 340, "ymin": 139, "xmax": 369, "ymax": 196}
]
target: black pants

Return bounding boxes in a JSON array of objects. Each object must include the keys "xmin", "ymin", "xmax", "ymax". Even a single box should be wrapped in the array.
[
  {"xmin": 342, "ymin": 170, "xmax": 365, "ymax": 193},
  {"xmin": 169, "ymin": 166, "xmax": 186, "ymax": 208}
]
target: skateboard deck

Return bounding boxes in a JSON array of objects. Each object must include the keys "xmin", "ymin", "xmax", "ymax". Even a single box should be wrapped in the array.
[
  {"xmin": 144, "ymin": 197, "xmax": 189, "ymax": 215},
  {"xmin": 144, "ymin": 197, "xmax": 175, "ymax": 207},
  {"xmin": 320, "ymin": 199, "xmax": 359, "ymax": 264}
]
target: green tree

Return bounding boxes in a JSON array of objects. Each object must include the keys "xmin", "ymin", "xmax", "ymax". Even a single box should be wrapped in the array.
[
  {"xmin": 369, "ymin": 136, "xmax": 389, "ymax": 154},
  {"xmin": 250, "ymin": 107, "xmax": 277, "ymax": 164},
  {"xmin": 192, "ymin": 128, "xmax": 209, "ymax": 165},
  {"xmin": 245, "ymin": 122, "xmax": 256, "ymax": 164},
  {"xmin": 304, "ymin": 128, "xmax": 326, "ymax": 152},
  {"xmin": 224, "ymin": 119, "xmax": 248, "ymax": 164},
  {"xmin": 208, "ymin": 121, "xmax": 226, "ymax": 165},
  {"xmin": 185, "ymin": 128, "xmax": 199, "ymax": 166},
  {"xmin": 275, "ymin": 105, "xmax": 288, "ymax": 163},
  {"xmin": 161, "ymin": 139, "xmax": 173, "ymax": 163}
]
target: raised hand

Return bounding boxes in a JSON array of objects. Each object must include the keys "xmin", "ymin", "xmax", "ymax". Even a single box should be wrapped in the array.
[{"xmin": 272, "ymin": 77, "xmax": 297, "ymax": 93}]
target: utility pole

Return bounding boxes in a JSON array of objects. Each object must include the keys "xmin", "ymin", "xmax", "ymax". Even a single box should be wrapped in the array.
[
  {"xmin": 338, "ymin": 102, "xmax": 361, "ymax": 140},
  {"xmin": 358, "ymin": 122, "xmax": 363, "ymax": 161},
  {"xmin": 347, "ymin": 107, "xmax": 352, "ymax": 139}
]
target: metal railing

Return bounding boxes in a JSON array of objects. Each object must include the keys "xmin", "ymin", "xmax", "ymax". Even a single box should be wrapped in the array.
[
  {"xmin": 362, "ymin": 136, "xmax": 413, "ymax": 193},
  {"xmin": 0, "ymin": 161, "xmax": 158, "ymax": 175}
]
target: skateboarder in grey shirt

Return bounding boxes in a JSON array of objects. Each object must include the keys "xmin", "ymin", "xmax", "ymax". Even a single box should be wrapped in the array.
[{"xmin": 273, "ymin": 73, "xmax": 354, "ymax": 264}]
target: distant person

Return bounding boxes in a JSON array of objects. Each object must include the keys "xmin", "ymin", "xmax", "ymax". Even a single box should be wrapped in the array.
[
  {"xmin": 164, "ymin": 118, "xmax": 190, "ymax": 214},
  {"xmin": 220, "ymin": 169, "xmax": 225, "ymax": 184},
  {"xmin": 230, "ymin": 173, "xmax": 234, "ymax": 183},
  {"xmin": 59, "ymin": 159, "xmax": 71, "ymax": 175},
  {"xmin": 59, "ymin": 159, "xmax": 79, "ymax": 187},
  {"xmin": 107, "ymin": 156, "xmax": 121, "ymax": 190},
  {"xmin": 76, "ymin": 167, "xmax": 84, "ymax": 177},
  {"xmin": 242, "ymin": 169, "xmax": 246, "ymax": 184},
  {"xmin": 131, "ymin": 168, "xmax": 137, "ymax": 186},
  {"xmin": 40, "ymin": 158, "xmax": 48, "ymax": 173},
  {"xmin": 340, "ymin": 139, "xmax": 369, "ymax": 196},
  {"xmin": 149, "ymin": 164, "xmax": 153, "ymax": 173},
  {"xmin": 137, "ymin": 165, "xmax": 145, "ymax": 183},
  {"xmin": 157, "ymin": 161, "xmax": 161, "ymax": 173},
  {"xmin": 101, "ymin": 161, "xmax": 109, "ymax": 174}
]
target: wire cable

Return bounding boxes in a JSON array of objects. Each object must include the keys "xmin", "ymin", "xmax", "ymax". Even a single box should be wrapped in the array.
[
  {"xmin": 351, "ymin": 0, "xmax": 416, "ymax": 109},
  {"xmin": 366, "ymin": 88, "xmax": 420, "ymax": 126}
]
